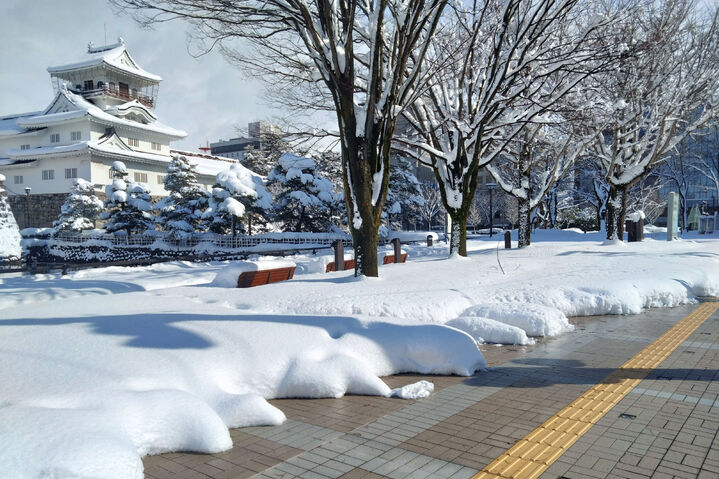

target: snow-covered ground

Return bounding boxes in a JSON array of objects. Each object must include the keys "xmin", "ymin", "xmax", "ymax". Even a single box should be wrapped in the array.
[{"xmin": 1, "ymin": 229, "xmax": 718, "ymax": 478}]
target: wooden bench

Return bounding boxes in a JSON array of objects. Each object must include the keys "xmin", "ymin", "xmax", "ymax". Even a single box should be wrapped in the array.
[
  {"xmin": 237, "ymin": 266, "xmax": 296, "ymax": 288},
  {"xmin": 325, "ymin": 259, "xmax": 355, "ymax": 272},
  {"xmin": 382, "ymin": 253, "xmax": 408, "ymax": 264}
]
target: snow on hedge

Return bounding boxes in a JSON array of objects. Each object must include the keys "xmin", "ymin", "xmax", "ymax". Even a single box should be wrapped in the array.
[{"xmin": 0, "ymin": 174, "xmax": 21, "ymax": 260}]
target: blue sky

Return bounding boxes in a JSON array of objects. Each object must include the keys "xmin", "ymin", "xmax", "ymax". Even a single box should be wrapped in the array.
[{"xmin": 0, "ymin": 0, "xmax": 286, "ymax": 151}]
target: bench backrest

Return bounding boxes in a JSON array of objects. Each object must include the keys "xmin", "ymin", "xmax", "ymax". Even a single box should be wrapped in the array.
[
  {"xmin": 382, "ymin": 253, "xmax": 407, "ymax": 264},
  {"xmin": 325, "ymin": 259, "xmax": 356, "ymax": 272},
  {"xmin": 237, "ymin": 266, "xmax": 296, "ymax": 288}
]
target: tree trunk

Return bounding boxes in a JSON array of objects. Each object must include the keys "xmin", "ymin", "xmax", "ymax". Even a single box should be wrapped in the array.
[
  {"xmin": 518, "ymin": 197, "xmax": 532, "ymax": 248},
  {"xmin": 596, "ymin": 205, "xmax": 602, "ymax": 232},
  {"xmin": 343, "ymin": 136, "xmax": 387, "ymax": 277},
  {"xmin": 448, "ymin": 209, "xmax": 468, "ymax": 256},
  {"xmin": 351, "ymin": 217, "xmax": 379, "ymax": 277},
  {"xmin": 605, "ymin": 184, "xmax": 627, "ymax": 240},
  {"xmin": 247, "ymin": 215, "xmax": 253, "ymax": 236},
  {"xmin": 617, "ymin": 185, "xmax": 627, "ymax": 239}
]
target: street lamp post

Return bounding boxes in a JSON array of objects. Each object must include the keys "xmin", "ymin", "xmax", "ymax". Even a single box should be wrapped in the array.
[
  {"xmin": 487, "ymin": 182, "xmax": 497, "ymax": 238},
  {"xmin": 24, "ymin": 186, "xmax": 31, "ymax": 229}
]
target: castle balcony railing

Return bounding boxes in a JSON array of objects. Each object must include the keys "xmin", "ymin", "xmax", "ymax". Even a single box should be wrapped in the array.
[{"xmin": 79, "ymin": 86, "xmax": 155, "ymax": 108}]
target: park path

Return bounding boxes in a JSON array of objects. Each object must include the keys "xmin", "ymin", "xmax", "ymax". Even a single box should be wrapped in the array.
[{"xmin": 144, "ymin": 300, "xmax": 719, "ymax": 479}]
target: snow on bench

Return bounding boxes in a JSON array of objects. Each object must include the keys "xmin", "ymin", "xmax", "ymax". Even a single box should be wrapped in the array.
[{"xmin": 212, "ymin": 259, "xmax": 297, "ymax": 288}]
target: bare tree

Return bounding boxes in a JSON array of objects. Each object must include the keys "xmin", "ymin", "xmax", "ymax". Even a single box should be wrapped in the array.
[
  {"xmin": 486, "ymin": 119, "xmax": 592, "ymax": 247},
  {"xmin": 394, "ymin": 0, "xmax": 616, "ymax": 255},
  {"xmin": 418, "ymin": 183, "xmax": 444, "ymax": 230},
  {"xmin": 113, "ymin": 0, "xmax": 447, "ymax": 277},
  {"xmin": 688, "ymin": 125, "xmax": 719, "ymax": 206},
  {"xmin": 587, "ymin": 0, "xmax": 719, "ymax": 240},
  {"xmin": 627, "ymin": 175, "xmax": 666, "ymax": 225}
]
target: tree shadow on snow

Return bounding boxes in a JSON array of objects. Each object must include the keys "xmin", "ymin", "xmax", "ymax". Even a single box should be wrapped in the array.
[
  {"xmin": 462, "ymin": 356, "xmax": 718, "ymax": 389},
  {"xmin": 0, "ymin": 313, "xmax": 437, "ymax": 352}
]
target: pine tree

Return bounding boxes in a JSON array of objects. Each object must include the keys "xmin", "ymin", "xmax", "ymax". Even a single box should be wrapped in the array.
[
  {"xmin": 101, "ymin": 161, "xmax": 155, "ymax": 236},
  {"xmin": 205, "ymin": 163, "xmax": 273, "ymax": 235},
  {"xmin": 314, "ymin": 151, "xmax": 347, "ymax": 230},
  {"xmin": 0, "ymin": 174, "xmax": 21, "ymax": 261},
  {"xmin": 53, "ymin": 178, "xmax": 104, "ymax": 233},
  {"xmin": 267, "ymin": 153, "xmax": 340, "ymax": 232},
  {"xmin": 242, "ymin": 133, "xmax": 288, "ymax": 176},
  {"xmin": 384, "ymin": 156, "xmax": 424, "ymax": 230},
  {"xmin": 155, "ymin": 154, "xmax": 209, "ymax": 238}
]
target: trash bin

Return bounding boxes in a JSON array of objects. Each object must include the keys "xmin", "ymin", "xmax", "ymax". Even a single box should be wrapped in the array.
[{"xmin": 626, "ymin": 220, "xmax": 644, "ymax": 242}]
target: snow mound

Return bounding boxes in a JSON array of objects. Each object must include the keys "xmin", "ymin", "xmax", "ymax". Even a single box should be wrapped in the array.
[
  {"xmin": 447, "ymin": 316, "xmax": 534, "ymax": 345},
  {"xmin": 459, "ymin": 302, "xmax": 574, "ymax": 337},
  {"xmin": 212, "ymin": 259, "xmax": 297, "ymax": 287},
  {"xmin": 390, "ymin": 380, "xmax": 434, "ymax": 399},
  {"xmin": 277, "ymin": 350, "xmax": 391, "ymax": 398}
]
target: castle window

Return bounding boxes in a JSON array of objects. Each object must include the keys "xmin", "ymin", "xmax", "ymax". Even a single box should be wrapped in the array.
[
  {"xmin": 97, "ymin": 81, "xmax": 104, "ymax": 89},
  {"xmin": 50, "ymin": 133, "xmax": 60, "ymax": 143},
  {"xmin": 84, "ymin": 80, "xmax": 94, "ymax": 91},
  {"xmin": 20, "ymin": 144, "xmax": 30, "ymax": 150},
  {"xmin": 65, "ymin": 168, "xmax": 78, "ymax": 179},
  {"xmin": 128, "ymin": 138, "xmax": 140, "ymax": 147},
  {"xmin": 14, "ymin": 175, "xmax": 23, "ymax": 184},
  {"xmin": 108, "ymin": 82, "xmax": 116, "ymax": 92},
  {"xmin": 71, "ymin": 131, "xmax": 81, "ymax": 141},
  {"xmin": 133, "ymin": 172, "xmax": 148, "ymax": 183},
  {"xmin": 151, "ymin": 142, "xmax": 161, "ymax": 151},
  {"xmin": 42, "ymin": 170, "xmax": 55, "ymax": 181},
  {"xmin": 157, "ymin": 175, "xmax": 164, "ymax": 184}
]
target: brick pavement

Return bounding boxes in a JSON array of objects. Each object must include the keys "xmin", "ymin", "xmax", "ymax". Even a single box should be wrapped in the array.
[{"xmin": 144, "ymin": 302, "xmax": 719, "ymax": 478}]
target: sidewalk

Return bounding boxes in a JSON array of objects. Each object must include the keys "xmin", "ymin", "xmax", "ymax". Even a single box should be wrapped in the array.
[{"xmin": 143, "ymin": 301, "xmax": 719, "ymax": 479}]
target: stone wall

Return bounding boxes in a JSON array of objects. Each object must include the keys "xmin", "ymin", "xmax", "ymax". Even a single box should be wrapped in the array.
[{"xmin": 9, "ymin": 193, "xmax": 68, "ymax": 229}]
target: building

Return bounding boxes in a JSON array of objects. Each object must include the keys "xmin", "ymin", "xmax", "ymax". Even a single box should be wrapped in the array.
[
  {"xmin": 210, "ymin": 121, "xmax": 283, "ymax": 161},
  {"xmin": 0, "ymin": 38, "xmax": 239, "ymax": 228}
]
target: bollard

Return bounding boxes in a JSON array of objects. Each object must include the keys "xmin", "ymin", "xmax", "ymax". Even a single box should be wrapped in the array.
[
  {"xmin": 62, "ymin": 263, "xmax": 68, "ymax": 276},
  {"xmin": 504, "ymin": 231, "xmax": 512, "ymax": 249},
  {"xmin": 427, "ymin": 235, "xmax": 433, "ymax": 247},
  {"xmin": 333, "ymin": 239, "xmax": 344, "ymax": 271},
  {"xmin": 392, "ymin": 238, "xmax": 402, "ymax": 263}
]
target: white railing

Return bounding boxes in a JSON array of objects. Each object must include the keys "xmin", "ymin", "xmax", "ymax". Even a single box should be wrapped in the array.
[{"xmin": 42, "ymin": 231, "xmax": 354, "ymax": 250}]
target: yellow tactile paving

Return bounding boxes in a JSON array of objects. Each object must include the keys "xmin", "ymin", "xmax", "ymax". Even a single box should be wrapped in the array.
[{"xmin": 473, "ymin": 301, "xmax": 719, "ymax": 479}]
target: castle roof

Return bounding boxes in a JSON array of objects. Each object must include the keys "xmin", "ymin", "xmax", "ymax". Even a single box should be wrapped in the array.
[
  {"xmin": 8, "ymin": 89, "xmax": 186, "ymax": 139},
  {"xmin": 47, "ymin": 38, "xmax": 162, "ymax": 83}
]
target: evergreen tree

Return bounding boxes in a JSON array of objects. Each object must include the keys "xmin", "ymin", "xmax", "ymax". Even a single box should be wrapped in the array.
[
  {"xmin": 0, "ymin": 174, "xmax": 21, "ymax": 261},
  {"xmin": 314, "ymin": 151, "xmax": 346, "ymax": 229},
  {"xmin": 155, "ymin": 154, "xmax": 209, "ymax": 238},
  {"xmin": 53, "ymin": 178, "xmax": 104, "ymax": 233},
  {"xmin": 242, "ymin": 133, "xmax": 288, "ymax": 176},
  {"xmin": 101, "ymin": 161, "xmax": 155, "ymax": 235},
  {"xmin": 267, "ymin": 153, "xmax": 340, "ymax": 232},
  {"xmin": 205, "ymin": 163, "xmax": 273, "ymax": 235},
  {"xmin": 384, "ymin": 155, "xmax": 424, "ymax": 230}
]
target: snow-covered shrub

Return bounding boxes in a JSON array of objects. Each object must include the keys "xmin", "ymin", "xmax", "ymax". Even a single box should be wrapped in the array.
[
  {"xmin": 267, "ymin": 153, "xmax": 341, "ymax": 232},
  {"xmin": 53, "ymin": 179, "xmax": 104, "ymax": 233},
  {"xmin": 102, "ymin": 161, "xmax": 155, "ymax": 235},
  {"xmin": 155, "ymin": 155, "xmax": 209, "ymax": 238},
  {"xmin": 0, "ymin": 174, "xmax": 21, "ymax": 260},
  {"xmin": 205, "ymin": 163, "xmax": 272, "ymax": 235}
]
